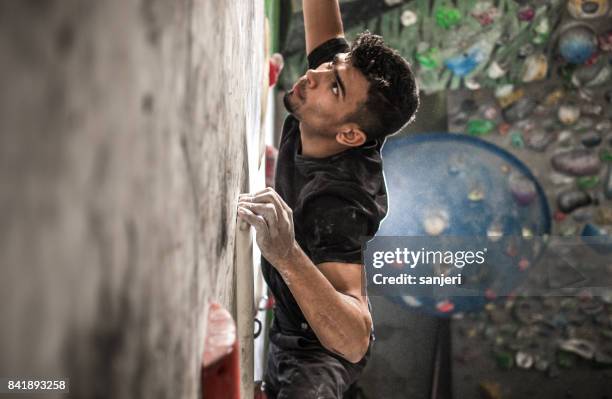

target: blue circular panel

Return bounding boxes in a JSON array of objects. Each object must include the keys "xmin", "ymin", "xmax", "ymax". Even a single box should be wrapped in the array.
[{"xmin": 377, "ymin": 133, "xmax": 551, "ymax": 316}]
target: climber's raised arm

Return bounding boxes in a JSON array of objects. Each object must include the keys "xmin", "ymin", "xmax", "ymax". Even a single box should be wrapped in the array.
[{"xmin": 303, "ymin": 0, "xmax": 345, "ymax": 56}]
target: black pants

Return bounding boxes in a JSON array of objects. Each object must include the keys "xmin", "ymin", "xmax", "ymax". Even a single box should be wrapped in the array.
[{"xmin": 264, "ymin": 341, "xmax": 369, "ymax": 399}]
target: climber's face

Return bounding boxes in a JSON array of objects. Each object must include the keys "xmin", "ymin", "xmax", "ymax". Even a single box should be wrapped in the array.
[{"xmin": 283, "ymin": 53, "xmax": 369, "ymax": 136}]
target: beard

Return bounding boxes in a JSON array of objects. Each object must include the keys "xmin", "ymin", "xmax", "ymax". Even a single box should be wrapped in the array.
[{"xmin": 282, "ymin": 91, "xmax": 295, "ymax": 114}]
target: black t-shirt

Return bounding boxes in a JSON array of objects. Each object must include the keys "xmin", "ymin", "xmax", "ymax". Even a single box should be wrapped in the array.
[{"xmin": 262, "ymin": 38, "xmax": 388, "ymax": 349}]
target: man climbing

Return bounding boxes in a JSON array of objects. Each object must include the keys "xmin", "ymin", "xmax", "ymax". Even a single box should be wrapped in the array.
[{"xmin": 237, "ymin": 1, "xmax": 419, "ymax": 397}]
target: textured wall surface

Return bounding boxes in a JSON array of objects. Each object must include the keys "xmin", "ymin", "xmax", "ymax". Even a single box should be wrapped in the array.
[{"xmin": 0, "ymin": 1, "xmax": 263, "ymax": 397}]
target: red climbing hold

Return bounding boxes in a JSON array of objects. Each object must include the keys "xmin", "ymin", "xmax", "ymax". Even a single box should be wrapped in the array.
[
  {"xmin": 437, "ymin": 300, "xmax": 455, "ymax": 313},
  {"xmin": 554, "ymin": 210, "xmax": 567, "ymax": 222},
  {"xmin": 268, "ymin": 53, "xmax": 284, "ymax": 87},
  {"xmin": 498, "ymin": 123, "xmax": 511, "ymax": 136},
  {"xmin": 201, "ymin": 302, "xmax": 240, "ymax": 399}
]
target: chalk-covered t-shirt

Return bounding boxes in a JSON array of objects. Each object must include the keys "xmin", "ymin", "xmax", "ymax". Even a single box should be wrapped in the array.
[{"xmin": 261, "ymin": 38, "xmax": 388, "ymax": 349}]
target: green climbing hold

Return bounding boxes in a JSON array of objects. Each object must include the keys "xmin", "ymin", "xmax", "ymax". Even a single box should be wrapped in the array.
[
  {"xmin": 511, "ymin": 131, "xmax": 524, "ymax": 148},
  {"xmin": 577, "ymin": 176, "xmax": 599, "ymax": 190},
  {"xmin": 416, "ymin": 48, "xmax": 439, "ymax": 69},
  {"xmin": 600, "ymin": 149, "xmax": 612, "ymax": 162},
  {"xmin": 467, "ymin": 119, "xmax": 495, "ymax": 136},
  {"xmin": 435, "ymin": 7, "xmax": 461, "ymax": 29},
  {"xmin": 494, "ymin": 351, "xmax": 514, "ymax": 369},
  {"xmin": 532, "ymin": 32, "xmax": 549, "ymax": 45}
]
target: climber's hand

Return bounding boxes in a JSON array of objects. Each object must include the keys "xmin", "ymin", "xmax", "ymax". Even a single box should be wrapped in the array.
[{"xmin": 237, "ymin": 187, "xmax": 297, "ymax": 269}]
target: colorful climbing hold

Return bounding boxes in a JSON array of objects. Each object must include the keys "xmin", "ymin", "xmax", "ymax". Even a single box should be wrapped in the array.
[
  {"xmin": 533, "ymin": 33, "xmax": 549, "ymax": 45},
  {"xmin": 567, "ymin": 0, "xmax": 609, "ymax": 19},
  {"xmin": 415, "ymin": 47, "xmax": 439, "ymax": 69},
  {"xmin": 558, "ymin": 25, "xmax": 598, "ymax": 65},
  {"xmin": 533, "ymin": 18, "xmax": 550, "ymax": 45},
  {"xmin": 557, "ymin": 190, "xmax": 592, "ymax": 213},
  {"xmin": 467, "ymin": 119, "xmax": 495, "ymax": 136},
  {"xmin": 437, "ymin": 300, "xmax": 455, "ymax": 313},
  {"xmin": 554, "ymin": 210, "xmax": 567, "ymax": 222},
  {"xmin": 497, "ymin": 87, "xmax": 524, "ymax": 108},
  {"xmin": 435, "ymin": 7, "xmax": 461, "ymax": 29},
  {"xmin": 487, "ymin": 222, "xmax": 503, "ymax": 242},
  {"xmin": 601, "ymin": 149, "xmax": 612, "ymax": 162},
  {"xmin": 445, "ymin": 49, "xmax": 483, "ymax": 77},
  {"xmin": 423, "ymin": 209, "xmax": 449, "ymax": 236},
  {"xmin": 517, "ymin": 6, "xmax": 534, "ymax": 21},
  {"xmin": 468, "ymin": 188, "xmax": 485, "ymax": 201},
  {"xmin": 544, "ymin": 89, "xmax": 565, "ymax": 106},
  {"xmin": 487, "ymin": 61, "xmax": 506, "ymax": 79},
  {"xmin": 509, "ymin": 173, "xmax": 537, "ymax": 206},
  {"xmin": 400, "ymin": 10, "xmax": 418, "ymax": 27},
  {"xmin": 558, "ymin": 104, "xmax": 581, "ymax": 125},
  {"xmin": 576, "ymin": 176, "xmax": 599, "ymax": 190},
  {"xmin": 471, "ymin": 5, "xmax": 499, "ymax": 26},
  {"xmin": 465, "ymin": 79, "xmax": 480, "ymax": 90},
  {"xmin": 498, "ymin": 123, "xmax": 511, "ymax": 136},
  {"xmin": 510, "ymin": 131, "xmax": 524, "ymax": 148},
  {"xmin": 483, "ymin": 106, "xmax": 498, "ymax": 120},
  {"xmin": 401, "ymin": 295, "xmax": 422, "ymax": 307},
  {"xmin": 551, "ymin": 149, "xmax": 601, "ymax": 176},
  {"xmin": 521, "ymin": 53, "xmax": 548, "ymax": 82},
  {"xmin": 516, "ymin": 351, "xmax": 534, "ymax": 369},
  {"xmin": 581, "ymin": 131, "xmax": 602, "ymax": 147}
]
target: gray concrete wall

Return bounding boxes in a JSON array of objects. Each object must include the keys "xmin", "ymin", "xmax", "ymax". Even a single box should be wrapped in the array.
[{"xmin": 0, "ymin": 1, "xmax": 263, "ymax": 397}]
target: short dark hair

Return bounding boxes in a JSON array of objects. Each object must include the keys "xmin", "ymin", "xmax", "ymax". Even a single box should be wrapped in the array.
[{"xmin": 346, "ymin": 31, "xmax": 419, "ymax": 140}]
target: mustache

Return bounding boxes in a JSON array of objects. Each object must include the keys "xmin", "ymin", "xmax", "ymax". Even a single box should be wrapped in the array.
[{"xmin": 282, "ymin": 78, "xmax": 307, "ymax": 114}]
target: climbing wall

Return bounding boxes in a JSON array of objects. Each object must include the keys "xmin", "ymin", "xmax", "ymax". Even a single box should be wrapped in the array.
[{"xmin": 0, "ymin": 1, "xmax": 264, "ymax": 398}]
